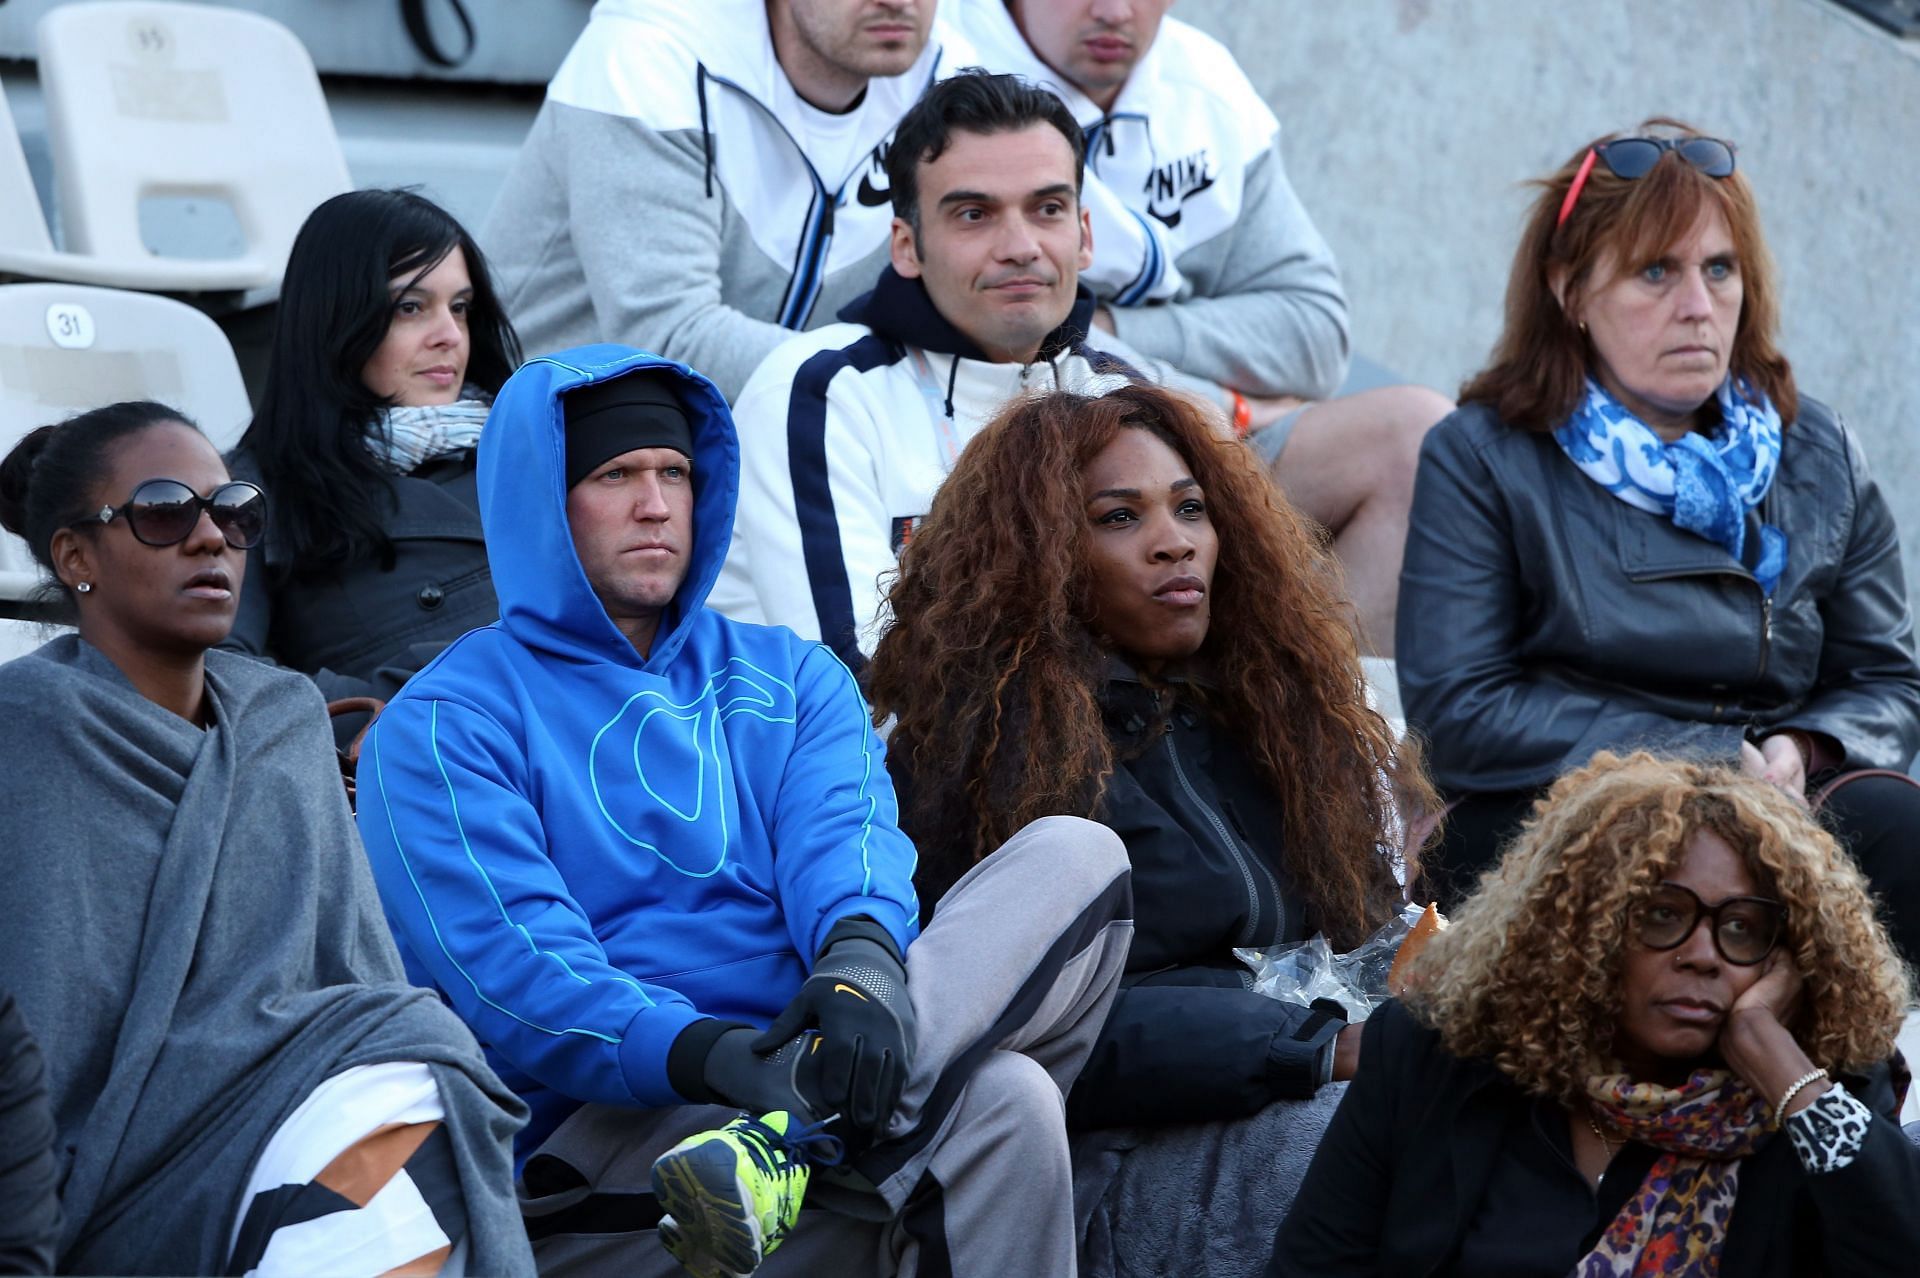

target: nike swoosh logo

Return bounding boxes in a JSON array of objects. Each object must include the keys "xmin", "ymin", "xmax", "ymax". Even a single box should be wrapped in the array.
[
  {"xmin": 856, "ymin": 173, "xmax": 892, "ymax": 208},
  {"xmin": 1145, "ymin": 171, "xmax": 1217, "ymax": 228},
  {"xmin": 832, "ymin": 983, "xmax": 871, "ymax": 1001}
]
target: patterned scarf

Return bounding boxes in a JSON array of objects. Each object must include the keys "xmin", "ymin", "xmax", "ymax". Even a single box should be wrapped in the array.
[
  {"xmin": 366, "ymin": 386, "xmax": 493, "ymax": 475},
  {"xmin": 1554, "ymin": 375, "xmax": 1789, "ymax": 596},
  {"xmin": 1572, "ymin": 1068, "xmax": 1773, "ymax": 1277}
]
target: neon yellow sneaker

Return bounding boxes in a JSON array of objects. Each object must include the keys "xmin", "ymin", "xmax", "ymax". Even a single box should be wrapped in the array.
[{"xmin": 653, "ymin": 1111, "xmax": 840, "ymax": 1277}]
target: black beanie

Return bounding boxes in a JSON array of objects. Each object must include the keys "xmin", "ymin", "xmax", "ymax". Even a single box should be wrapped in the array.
[{"xmin": 562, "ymin": 371, "xmax": 695, "ymax": 488}]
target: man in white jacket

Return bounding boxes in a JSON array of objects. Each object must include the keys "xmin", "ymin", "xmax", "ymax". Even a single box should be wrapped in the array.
[
  {"xmin": 959, "ymin": 0, "xmax": 1452, "ymax": 656},
  {"xmin": 484, "ymin": 0, "xmax": 966, "ymax": 400},
  {"xmin": 711, "ymin": 70, "xmax": 1129, "ymax": 667}
]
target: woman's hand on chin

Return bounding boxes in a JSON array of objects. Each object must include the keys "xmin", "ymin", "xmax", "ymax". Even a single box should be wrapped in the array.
[
  {"xmin": 1728, "ymin": 952, "xmax": 1803, "ymax": 1034},
  {"xmin": 1719, "ymin": 953, "xmax": 1827, "ymax": 1114}
]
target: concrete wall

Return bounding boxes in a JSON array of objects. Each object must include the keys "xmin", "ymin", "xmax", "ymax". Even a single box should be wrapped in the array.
[{"xmin": 1178, "ymin": 0, "xmax": 1920, "ymax": 593}]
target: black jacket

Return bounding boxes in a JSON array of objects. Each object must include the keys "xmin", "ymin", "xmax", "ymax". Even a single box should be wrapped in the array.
[
  {"xmin": 1272, "ymin": 1000, "xmax": 1920, "ymax": 1277},
  {"xmin": 222, "ymin": 449, "xmax": 497, "ymax": 703},
  {"xmin": 1397, "ymin": 399, "xmax": 1920, "ymax": 794},
  {"xmin": 1066, "ymin": 669, "xmax": 1350, "ymax": 1129},
  {"xmin": 0, "ymin": 990, "xmax": 58, "ymax": 1273}
]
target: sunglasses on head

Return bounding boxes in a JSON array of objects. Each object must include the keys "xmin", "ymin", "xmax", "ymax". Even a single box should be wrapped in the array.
[
  {"xmin": 1556, "ymin": 135, "xmax": 1738, "ymax": 229},
  {"xmin": 1629, "ymin": 881, "xmax": 1784, "ymax": 967},
  {"xmin": 79, "ymin": 478, "xmax": 268, "ymax": 550}
]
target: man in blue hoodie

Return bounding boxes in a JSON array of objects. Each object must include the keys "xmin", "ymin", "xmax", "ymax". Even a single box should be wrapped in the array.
[{"xmin": 355, "ymin": 344, "xmax": 1133, "ymax": 1276}]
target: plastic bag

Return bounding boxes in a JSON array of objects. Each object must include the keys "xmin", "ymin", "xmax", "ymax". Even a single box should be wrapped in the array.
[{"xmin": 1235, "ymin": 902, "xmax": 1433, "ymax": 1022}]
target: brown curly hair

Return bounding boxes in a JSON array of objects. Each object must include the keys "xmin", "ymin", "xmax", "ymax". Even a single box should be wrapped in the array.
[
  {"xmin": 1405, "ymin": 751, "xmax": 1912, "ymax": 1102},
  {"xmin": 1460, "ymin": 117, "xmax": 1797, "ymax": 432},
  {"xmin": 866, "ymin": 383, "xmax": 1436, "ymax": 946}
]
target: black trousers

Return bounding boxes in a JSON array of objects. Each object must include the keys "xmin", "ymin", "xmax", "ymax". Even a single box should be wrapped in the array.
[
  {"xmin": 1425, "ymin": 771, "xmax": 1920, "ymax": 963},
  {"xmin": 1, "ymin": 990, "xmax": 59, "ymax": 1275}
]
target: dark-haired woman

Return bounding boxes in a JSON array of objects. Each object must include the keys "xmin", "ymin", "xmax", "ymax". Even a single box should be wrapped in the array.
[
  {"xmin": 868, "ymin": 382, "xmax": 1435, "ymax": 1275},
  {"xmin": 225, "ymin": 188, "xmax": 520, "ymax": 702},
  {"xmin": 1397, "ymin": 120, "xmax": 1920, "ymax": 958},
  {"xmin": 0, "ymin": 403, "xmax": 531, "ymax": 1275}
]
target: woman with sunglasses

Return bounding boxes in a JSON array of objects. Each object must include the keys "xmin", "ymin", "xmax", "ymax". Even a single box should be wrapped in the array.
[
  {"xmin": 1273, "ymin": 750, "xmax": 1920, "ymax": 1277},
  {"xmin": 225, "ymin": 189, "xmax": 520, "ymax": 705},
  {"xmin": 0, "ymin": 402, "xmax": 532, "ymax": 1273},
  {"xmin": 1397, "ymin": 119, "xmax": 1920, "ymax": 956}
]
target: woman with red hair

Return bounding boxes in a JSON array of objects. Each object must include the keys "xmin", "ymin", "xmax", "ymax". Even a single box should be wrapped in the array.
[{"xmin": 1398, "ymin": 120, "xmax": 1920, "ymax": 954}]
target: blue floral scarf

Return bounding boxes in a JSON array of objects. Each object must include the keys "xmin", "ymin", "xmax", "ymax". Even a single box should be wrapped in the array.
[{"xmin": 1554, "ymin": 377, "xmax": 1788, "ymax": 595}]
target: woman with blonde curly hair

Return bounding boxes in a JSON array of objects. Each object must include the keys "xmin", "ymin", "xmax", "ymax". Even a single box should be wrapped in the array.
[
  {"xmin": 1273, "ymin": 751, "xmax": 1919, "ymax": 1277},
  {"xmin": 869, "ymin": 382, "xmax": 1434, "ymax": 1272}
]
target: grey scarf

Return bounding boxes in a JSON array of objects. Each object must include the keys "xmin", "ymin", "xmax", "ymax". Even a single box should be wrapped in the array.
[
  {"xmin": 368, "ymin": 385, "xmax": 493, "ymax": 474},
  {"xmin": 0, "ymin": 638, "xmax": 533, "ymax": 1274}
]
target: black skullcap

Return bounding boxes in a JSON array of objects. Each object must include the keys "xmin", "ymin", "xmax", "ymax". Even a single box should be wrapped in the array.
[{"xmin": 562, "ymin": 371, "xmax": 695, "ymax": 488}]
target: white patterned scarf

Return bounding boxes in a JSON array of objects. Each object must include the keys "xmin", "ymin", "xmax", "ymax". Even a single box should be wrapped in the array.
[
  {"xmin": 1553, "ymin": 375, "xmax": 1788, "ymax": 595},
  {"xmin": 367, "ymin": 385, "xmax": 493, "ymax": 475}
]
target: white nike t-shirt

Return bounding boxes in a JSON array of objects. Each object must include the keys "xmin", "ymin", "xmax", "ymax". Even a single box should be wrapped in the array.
[{"xmin": 793, "ymin": 93, "xmax": 869, "ymax": 188}]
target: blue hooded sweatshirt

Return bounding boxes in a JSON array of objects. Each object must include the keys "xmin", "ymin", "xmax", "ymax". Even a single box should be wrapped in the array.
[{"xmin": 355, "ymin": 345, "xmax": 920, "ymax": 1158}]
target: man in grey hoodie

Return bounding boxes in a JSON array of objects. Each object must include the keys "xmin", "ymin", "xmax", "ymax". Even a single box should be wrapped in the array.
[{"xmin": 485, "ymin": 0, "xmax": 968, "ymax": 401}]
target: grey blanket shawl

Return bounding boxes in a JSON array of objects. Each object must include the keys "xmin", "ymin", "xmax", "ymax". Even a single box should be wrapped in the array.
[
  {"xmin": 1073, "ymin": 1085, "xmax": 1347, "ymax": 1278},
  {"xmin": 0, "ymin": 638, "xmax": 532, "ymax": 1275}
]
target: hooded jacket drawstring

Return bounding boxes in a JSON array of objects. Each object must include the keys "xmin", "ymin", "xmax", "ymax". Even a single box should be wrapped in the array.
[
  {"xmin": 696, "ymin": 64, "xmax": 715, "ymax": 199},
  {"xmin": 942, "ymin": 352, "xmax": 960, "ymax": 421}
]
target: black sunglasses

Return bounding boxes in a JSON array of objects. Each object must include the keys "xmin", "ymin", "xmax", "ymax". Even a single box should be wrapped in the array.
[
  {"xmin": 1629, "ymin": 881, "xmax": 1785, "ymax": 967},
  {"xmin": 80, "ymin": 478, "xmax": 268, "ymax": 550},
  {"xmin": 1595, "ymin": 135, "xmax": 1737, "ymax": 180},
  {"xmin": 1557, "ymin": 135, "xmax": 1738, "ymax": 229}
]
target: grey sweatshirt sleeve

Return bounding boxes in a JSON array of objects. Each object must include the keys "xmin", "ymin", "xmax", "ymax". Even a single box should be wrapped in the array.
[
  {"xmin": 1106, "ymin": 145, "xmax": 1350, "ymax": 401},
  {"xmin": 568, "ymin": 109, "xmax": 798, "ymax": 399}
]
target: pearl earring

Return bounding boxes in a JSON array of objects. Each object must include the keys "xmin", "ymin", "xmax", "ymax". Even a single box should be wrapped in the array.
[{"xmin": 75, "ymin": 581, "xmax": 92, "ymax": 594}]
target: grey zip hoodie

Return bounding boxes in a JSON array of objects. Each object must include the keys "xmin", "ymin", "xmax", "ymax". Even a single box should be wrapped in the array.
[{"xmin": 483, "ymin": 0, "xmax": 966, "ymax": 400}]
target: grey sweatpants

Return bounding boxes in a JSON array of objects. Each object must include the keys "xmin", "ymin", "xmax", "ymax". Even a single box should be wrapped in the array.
[{"xmin": 520, "ymin": 815, "xmax": 1135, "ymax": 1277}]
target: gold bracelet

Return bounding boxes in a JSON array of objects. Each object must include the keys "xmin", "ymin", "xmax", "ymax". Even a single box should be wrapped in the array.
[{"xmin": 1775, "ymin": 1067, "xmax": 1829, "ymax": 1119}]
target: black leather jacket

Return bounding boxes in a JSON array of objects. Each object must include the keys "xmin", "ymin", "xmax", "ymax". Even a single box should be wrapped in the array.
[
  {"xmin": 223, "ymin": 449, "xmax": 497, "ymax": 703},
  {"xmin": 1397, "ymin": 398, "xmax": 1920, "ymax": 794}
]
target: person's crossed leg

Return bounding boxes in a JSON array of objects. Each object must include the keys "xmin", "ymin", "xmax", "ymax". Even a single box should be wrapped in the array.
[
  {"xmin": 521, "ymin": 816, "xmax": 1135, "ymax": 1278},
  {"xmin": 1256, "ymin": 385, "xmax": 1455, "ymax": 658}
]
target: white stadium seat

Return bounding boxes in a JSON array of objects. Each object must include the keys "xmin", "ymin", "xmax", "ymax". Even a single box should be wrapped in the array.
[
  {"xmin": 0, "ymin": 281, "xmax": 250, "ymax": 646},
  {"xmin": 25, "ymin": 1, "xmax": 351, "ymax": 292},
  {"xmin": 1, "ymin": 75, "xmax": 267, "ymax": 291}
]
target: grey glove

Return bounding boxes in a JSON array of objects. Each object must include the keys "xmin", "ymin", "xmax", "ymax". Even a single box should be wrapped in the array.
[
  {"xmin": 700, "ymin": 1026, "xmax": 818, "ymax": 1120},
  {"xmin": 752, "ymin": 916, "xmax": 916, "ymax": 1141}
]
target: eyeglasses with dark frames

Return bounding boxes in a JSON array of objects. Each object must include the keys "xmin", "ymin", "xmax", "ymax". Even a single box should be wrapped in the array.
[
  {"xmin": 1629, "ymin": 881, "xmax": 1785, "ymax": 967},
  {"xmin": 80, "ymin": 478, "xmax": 268, "ymax": 550}
]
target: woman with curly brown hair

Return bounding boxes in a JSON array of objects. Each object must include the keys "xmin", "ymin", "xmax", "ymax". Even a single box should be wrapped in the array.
[
  {"xmin": 1273, "ymin": 751, "xmax": 1920, "ymax": 1277},
  {"xmin": 868, "ymin": 382, "xmax": 1433, "ymax": 1271}
]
